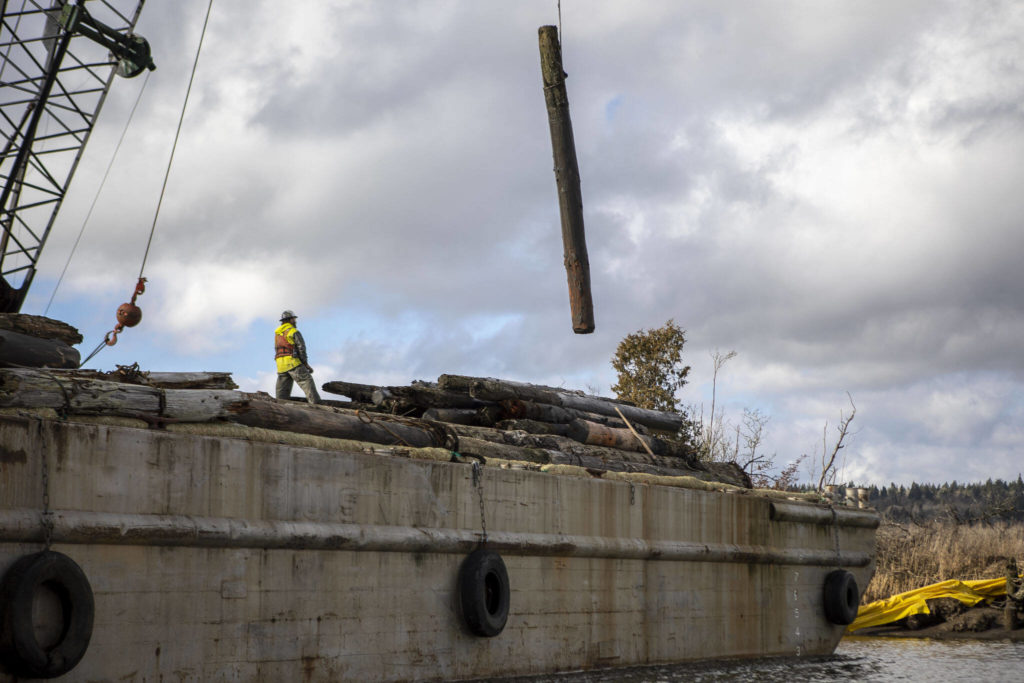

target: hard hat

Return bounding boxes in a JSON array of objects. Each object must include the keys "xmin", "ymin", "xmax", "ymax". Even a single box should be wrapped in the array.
[{"xmin": 280, "ymin": 310, "xmax": 297, "ymax": 321}]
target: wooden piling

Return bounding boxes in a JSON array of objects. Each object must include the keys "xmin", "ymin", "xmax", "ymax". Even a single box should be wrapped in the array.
[
  {"xmin": 538, "ymin": 25, "xmax": 594, "ymax": 334},
  {"xmin": 1006, "ymin": 558, "xmax": 1020, "ymax": 631}
]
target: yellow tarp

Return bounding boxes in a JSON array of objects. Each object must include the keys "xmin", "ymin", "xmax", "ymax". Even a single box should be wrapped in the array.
[{"xmin": 847, "ymin": 577, "xmax": 1007, "ymax": 632}]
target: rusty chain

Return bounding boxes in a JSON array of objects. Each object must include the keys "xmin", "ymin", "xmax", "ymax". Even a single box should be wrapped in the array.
[
  {"xmin": 37, "ymin": 420, "xmax": 53, "ymax": 550},
  {"xmin": 472, "ymin": 461, "xmax": 487, "ymax": 544}
]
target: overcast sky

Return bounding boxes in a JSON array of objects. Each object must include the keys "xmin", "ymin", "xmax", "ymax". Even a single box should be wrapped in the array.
[{"xmin": 21, "ymin": 0, "xmax": 1024, "ymax": 487}]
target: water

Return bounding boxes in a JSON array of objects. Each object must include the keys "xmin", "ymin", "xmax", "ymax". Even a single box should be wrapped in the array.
[{"xmin": 494, "ymin": 638, "xmax": 1024, "ymax": 682}]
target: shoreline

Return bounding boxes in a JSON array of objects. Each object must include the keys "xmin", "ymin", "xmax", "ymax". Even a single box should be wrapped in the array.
[{"xmin": 852, "ymin": 606, "xmax": 1024, "ymax": 642}]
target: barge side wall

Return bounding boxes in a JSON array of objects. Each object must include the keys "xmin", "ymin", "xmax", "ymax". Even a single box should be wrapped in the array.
[{"xmin": 0, "ymin": 415, "xmax": 875, "ymax": 681}]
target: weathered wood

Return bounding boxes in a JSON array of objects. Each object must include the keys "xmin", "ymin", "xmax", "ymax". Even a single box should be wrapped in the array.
[
  {"xmin": 538, "ymin": 25, "xmax": 594, "ymax": 334},
  {"xmin": 321, "ymin": 380, "xmax": 379, "ymax": 404},
  {"xmin": 494, "ymin": 418, "xmax": 571, "ymax": 437},
  {"xmin": 374, "ymin": 384, "xmax": 489, "ymax": 410},
  {"xmin": 1007, "ymin": 558, "xmax": 1021, "ymax": 630},
  {"xmin": 456, "ymin": 435, "xmax": 735, "ymax": 482},
  {"xmin": 464, "ymin": 376, "xmax": 684, "ymax": 433},
  {"xmin": 285, "ymin": 396, "xmax": 376, "ymax": 411},
  {"xmin": 55, "ymin": 368, "xmax": 237, "ymax": 390},
  {"xmin": 566, "ymin": 419, "xmax": 692, "ymax": 459},
  {"xmin": 498, "ymin": 398, "xmax": 641, "ymax": 432},
  {"xmin": 422, "ymin": 407, "xmax": 480, "ymax": 426},
  {"xmin": 438, "ymin": 421, "xmax": 748, "ymax": 485},
  {"xmin": 0, "ymin": 313, "xmax": 82, "ymax": 345},
  {"xmin": 440, "ymin": 374, "xmax": 590, "ymax": 398},
  {"xmin": 0, "ymin": 369, "xmax": 455, "ymax": 449},
  {"xmin": 0, "ymin": 329, "xmax": 80, "ymax": 369},
  {"xmin": 140, "ymin": 372, "xmax": 237, "ymax": 389},
  {"xmin": 545, "ymin": 451, "xmax": 720, "ymax": 480},
  {"xmin": 613, "ymin": 405, "xmax": 656, "ymax": 457},
  {"xmin": 229, "ymin": 399, "xmax": 454, "ymax": 449},
  {"xmin": 0, "ymin": 367, "xmax": 745, "ymax": 486},
  {"xmin": 456, "ymin": 437, "xmax": 552, "ymax": 465}
]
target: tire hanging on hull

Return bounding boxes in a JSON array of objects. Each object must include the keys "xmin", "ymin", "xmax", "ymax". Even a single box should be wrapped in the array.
[
  {"xmin": 823, "ymin": 569, "xmax": 860, "ymax": 625},
  {"xmin": 458, "ymin": 548, "xmax": 510, "ymax": 637},
  {"xmin": 0, "ymin": 550, "xmax": 95, "ymax": 679}
]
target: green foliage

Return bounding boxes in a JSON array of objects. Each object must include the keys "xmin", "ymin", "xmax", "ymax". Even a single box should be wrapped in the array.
[{"xmin": 611, "ymin": 319, "xmax": 691, "ymax": 413}]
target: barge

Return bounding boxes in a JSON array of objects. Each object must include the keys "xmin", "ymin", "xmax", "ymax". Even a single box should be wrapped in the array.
[{"xmin": 0, "ymin": 367, "xmax": 878, "ymax": 681}]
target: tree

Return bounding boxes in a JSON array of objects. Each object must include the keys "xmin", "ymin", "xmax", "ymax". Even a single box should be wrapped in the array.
[
  {"xmin": 810, "ymin": 393, "xmax": 857, "ymax": 492},
  {"xmin": 611, "ymin": 319, "xmax": 691, "ymax": 412},
  {"xmin": 702, "ymin": 349, "xmax": 737, "ymax": 460}
]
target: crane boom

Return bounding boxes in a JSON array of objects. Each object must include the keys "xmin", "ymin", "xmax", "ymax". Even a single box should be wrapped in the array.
[{"xmin": 0, "ymin": 0, "xmax": 150, "ymax": 313}]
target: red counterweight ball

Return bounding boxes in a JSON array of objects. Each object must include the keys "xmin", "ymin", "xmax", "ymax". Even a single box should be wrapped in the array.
[{"xmin": 116, "ymin": 303, "xmax": 143, "ymax": 328}]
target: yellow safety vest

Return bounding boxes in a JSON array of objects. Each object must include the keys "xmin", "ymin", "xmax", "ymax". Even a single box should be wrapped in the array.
[{"xmin": 274, "ymin": 322, "xmax": 302, "ymax": 373}]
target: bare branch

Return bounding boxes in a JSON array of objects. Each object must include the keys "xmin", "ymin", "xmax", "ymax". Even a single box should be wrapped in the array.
[{"xmin": 817, "ymin": 393, "xmax": 856, "ymax": 492}]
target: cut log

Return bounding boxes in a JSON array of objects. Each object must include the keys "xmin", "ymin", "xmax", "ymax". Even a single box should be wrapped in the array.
[
  {"xmin": 494, "ymin": 418, "xmax": 571, "ymax": 437},
  {"xmin": 565, "ymin": 419, "xmax": 692, "ymax": 459},
  {"xmin": 138, "ymin": 372, "xmax": 237, "ymax": 389},
  {"xmin": 497, "ymin": 398, "xmax": 641, "ymax": 432},
  {"xmin": 456, "ymin": 437, "xmax": 552, "ymax": 465},
  {"xmin": 455, "ymin": 436, "xmax": 736, "ymax": 483},
  {"xmin": 321, "ymin": 380, "xmax": 379, "ymax": 404},
  {"xmin": 438, "ymin": 374, "xmax": 590, "ymax": 398},
  {"xmin": 57, "ymin": 368, "xmax": 238, "ymax": 389},
  {"xmin": 285, "ymin": 396, "xmax": 376, "ymax": 411},
  {"xmin": 229, "ymin": 399, "xmax": 456, "ymax": 450},
  {"xmin": 0, "ymin": 313, "xmax": 83, "ymax": 345},
  {"xmin": 0, "ymin": 329, "xmax": 80, "ymax": 369},
  {"xmin": 373, "ymin": 384, "xmax": 489, "ymax": 410},
  {"xmin": 538, "ymin": 25, "xmax": 594, "ymax": 334},
  {"xmin": 464, "ymin": 377, "xmax": 683, "ymax": 433},
  {"xmin": 422, "ymin": 407, "xmax": 480, "ymax": 426},
  {"xmin": 439, "ymin": 421, "xmax": 738, "ymax": 482}
]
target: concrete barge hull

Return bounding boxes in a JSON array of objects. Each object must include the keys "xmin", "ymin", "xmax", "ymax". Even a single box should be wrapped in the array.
[{"xmin": 0, "ymin": 415, "xmax": 876, "ymax": 681}]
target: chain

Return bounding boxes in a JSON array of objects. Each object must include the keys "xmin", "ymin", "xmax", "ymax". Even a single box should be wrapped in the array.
[
  {"xmin": 628, "ymin": 481, "xmax": 635, "ymax": 506},
  {"xmin": 472, "ymin": 461, "xmax": 487, "ymax": 544},
  {"xmin": 38, "ymin": 420, "xmax": 53, "ymax": 550}
]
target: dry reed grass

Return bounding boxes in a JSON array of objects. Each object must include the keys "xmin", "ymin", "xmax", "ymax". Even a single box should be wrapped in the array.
[{"xmin": 863, "ymin": 520, "xmax": 1024, "ymax": 603}]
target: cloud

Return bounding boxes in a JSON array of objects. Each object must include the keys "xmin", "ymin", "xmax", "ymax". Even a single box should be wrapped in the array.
[{"xmin": 22, "ymin": 0, "xmax": 1024, "ymax": 486}]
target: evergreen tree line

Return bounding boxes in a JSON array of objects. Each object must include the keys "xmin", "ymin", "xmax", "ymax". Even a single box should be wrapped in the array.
[{"xmin": 846, "ymin": 475, "xmax": 1024, "ymax": 524}]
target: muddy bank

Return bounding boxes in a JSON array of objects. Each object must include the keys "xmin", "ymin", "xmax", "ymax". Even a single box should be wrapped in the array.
[{"xmin": 857, "ymin": 600, "xmax": 1024, "ymax": 641}]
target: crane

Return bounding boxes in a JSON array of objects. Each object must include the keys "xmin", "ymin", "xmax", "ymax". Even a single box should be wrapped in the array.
[{"xmin": 0, "ymin": 0, "xmax": 153, "ymax": 313}]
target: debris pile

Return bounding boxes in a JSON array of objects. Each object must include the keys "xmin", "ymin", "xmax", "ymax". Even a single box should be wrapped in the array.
[
  {"xmin": 322, "ymin": 374, "xmax": 750, "ymax": 487},
  {"xmin": 0, "ymin": 358, "xmax": 750, "ymax": 488}
]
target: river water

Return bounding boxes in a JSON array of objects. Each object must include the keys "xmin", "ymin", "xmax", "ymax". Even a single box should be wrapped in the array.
[{"xmin": 495, "ymin": 638, "xmax": 1024, "ymax": 682}]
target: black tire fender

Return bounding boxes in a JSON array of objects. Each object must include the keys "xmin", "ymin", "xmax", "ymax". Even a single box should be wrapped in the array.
[
  {"xmin": 0, "ymin": 550, "xmax": 95, "ymax": 679},
  {"xmin": 458, "ymin": 548, "xmax": 510, "ymax": 637},
  {"xmin": 823, "ymin": 569, "xmax": 859, "ymax": 625}
]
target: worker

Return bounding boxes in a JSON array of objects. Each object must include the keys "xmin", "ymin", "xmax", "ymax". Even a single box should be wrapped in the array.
[{"xmin": 274, "ymin": 310, "xmax": 321, "ymax": 404}]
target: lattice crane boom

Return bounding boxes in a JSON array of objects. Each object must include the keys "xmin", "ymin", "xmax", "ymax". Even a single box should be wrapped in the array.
[{"xmin": 0, "ymin": 0, "xmax": 151, "ymax": 312}]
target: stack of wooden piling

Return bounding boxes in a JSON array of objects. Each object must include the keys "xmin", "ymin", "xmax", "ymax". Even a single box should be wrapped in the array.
[
  {"xmin": 0, "ymin": 362, "xmax": 749, "ymax": 488},
  {"xmin": 322, "ymin": 374, "xmax": 749, "ymax": 487}
]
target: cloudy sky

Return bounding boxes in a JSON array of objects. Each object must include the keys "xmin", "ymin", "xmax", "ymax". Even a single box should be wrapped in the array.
[{"xmin": 17, "ymin": 0, "xmax": 1024, "ymax": 487}]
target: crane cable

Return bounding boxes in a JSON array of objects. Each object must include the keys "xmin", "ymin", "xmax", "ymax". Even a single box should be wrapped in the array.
[
  {"xmin": 44, "ymin": 70, "xmax": 152, "ymax": 316},
  {"xmin": 558, "ymin": 0, "xmax": 563, "ymax": 43},
  {"xmin": 81, "ymin": 0, "xmax": 215, "ymax": 367}
]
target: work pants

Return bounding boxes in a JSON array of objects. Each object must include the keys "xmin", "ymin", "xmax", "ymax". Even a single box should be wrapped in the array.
[{"xmin": 276, "ymin": 365, "xmax": 321, "ymax": 404}]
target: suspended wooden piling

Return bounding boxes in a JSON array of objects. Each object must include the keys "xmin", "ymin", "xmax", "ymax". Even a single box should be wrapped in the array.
[{"xmin": 538, "ymin": 25, "xmax": 594, "ymax": 334}]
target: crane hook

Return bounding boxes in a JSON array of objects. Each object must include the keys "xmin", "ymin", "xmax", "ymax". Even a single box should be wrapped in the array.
[{"xmin": 104, "ymin": 277, "xmax": 147, "ymax": 346}]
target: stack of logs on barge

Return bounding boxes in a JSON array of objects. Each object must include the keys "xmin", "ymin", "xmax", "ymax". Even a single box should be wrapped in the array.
[
  {"xmin": 321, "ymin": 375, "xmax": 749, "ymax": 487},
  {"xmin": 0, "ymin": 314, "xmax": 748, "ymax": 488}
]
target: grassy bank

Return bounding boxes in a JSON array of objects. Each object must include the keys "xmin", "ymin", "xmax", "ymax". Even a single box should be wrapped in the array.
[{"xmin": 863, "ymin": 520, "xmax": 1024, "ymax": 603}]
